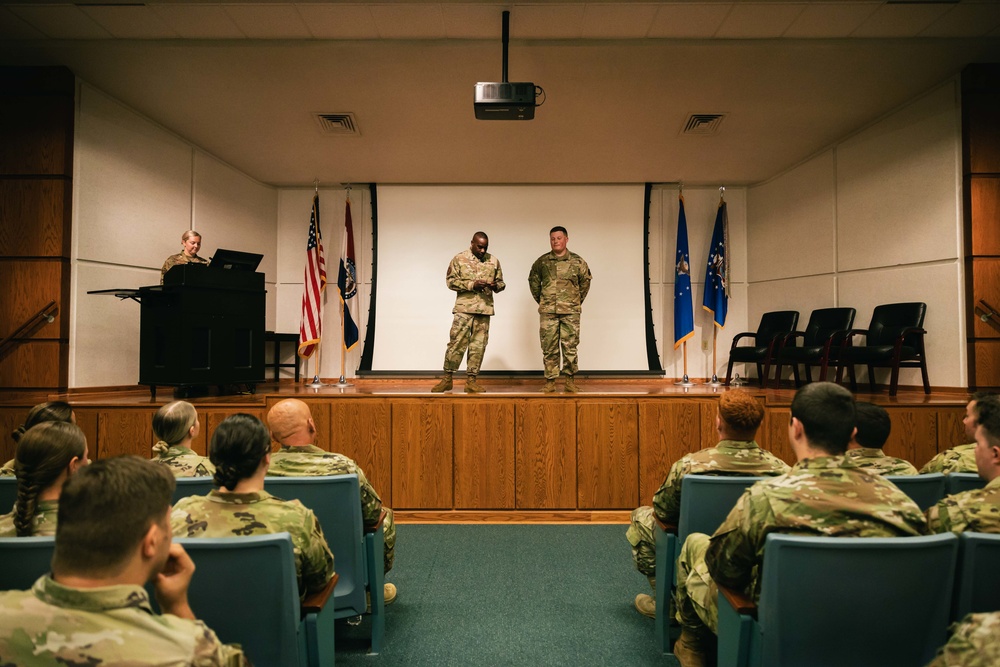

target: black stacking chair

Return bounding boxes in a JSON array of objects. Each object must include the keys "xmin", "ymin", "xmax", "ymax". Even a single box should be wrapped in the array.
[
  {"xmin": 837, "ymin": 302, "xmax": 930, "ymax": 397},
  {"xmin": 773, "ymin": 307, "xmax": 856, "ymax": 388},
  {"xmin": 725, "ymin": 311, "xmax": 799, "ymax": 387}
]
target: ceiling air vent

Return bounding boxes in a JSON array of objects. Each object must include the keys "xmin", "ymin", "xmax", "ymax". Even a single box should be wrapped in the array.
[
  {"xmin": 314, "ymin": 113, "xmax": 360, "ymax": 136},
  {"xmin": 682, "ymin": 113, "xmax": 726, "ymax": 136}
]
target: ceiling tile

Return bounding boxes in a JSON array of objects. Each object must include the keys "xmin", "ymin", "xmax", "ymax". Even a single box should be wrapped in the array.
[
  {"xmin": 441, "ymin": 3, "xmax": 508, "ymax": 39},
  {"xmin": 222, "ymin": 4, "xmax": 312, "ymax": 39},
  {"xmin": 716, "ymin": 3, "xmax": 806, "ymax": 39},
  {"xmin": 511, "ymin": 4, "xmax": 587, "ymax": 39},
  {"xmin": 647, "ymin": 3, "xmax": 733, "ymax": 38},
  {"xmin": 296, "ymin": 4, "xmax": 380, "ymax": 39},
  {"xmin": 368, "ymin": 4, "xmax": 445, "ymax": 39},
  {"xmin": 580, "ymin": 3, "xmax": 660, "ymax": 39},
  {"xmin": 7, "ymin": 5, "xmax": 111, "ymax": 39},
  {"xmin": 79, "ymin": 6, "xmax": 177, "ymax": 39},
  {"xmin": 783, "ymin": 2, "xmax": 880, "ymax": 39},
  {"xmin": 0, "ymin": 6, "xmax": 45, "ymax": 40},
  {"xmin": 918, "ymin": 2, "xmax": 1000, "ymax": 38},
  {"xmin": 150, "ymin": 5, "xmax": 245, "ymax": 39},
  {"xmin": 851, "ymin": 3, "xmax": 953, "ymax": 38}
]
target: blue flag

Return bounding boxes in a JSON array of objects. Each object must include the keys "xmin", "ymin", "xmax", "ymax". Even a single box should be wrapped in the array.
[
  {"xmin": 702, "ymin": 200, "xmax": 729, "ymax": 328},
  {"xmin": 674, "ymin": 195, "xmax": 694, "ymax": 349}
]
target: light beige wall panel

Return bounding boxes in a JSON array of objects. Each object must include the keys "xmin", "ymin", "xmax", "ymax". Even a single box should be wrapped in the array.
[
  {"xmin": 836, "ymin": 83, "xmax": 961, "ymax": 272},
  {"xmin": 70, "ymin": 263, "xmax": 153, "ymax": 388},
  {"xmin": 192, "ymin": 152, "xmax": 278, "ymax": 279},
  {"xmin": 74, "ymin": 84, "xmax": 193, "ymax": 269},
  {"xmin": 839, "ymin": 262, "xmax": 964, "ymax": 388},
  {"xmin": 747, "ymin": 151, "xmax": 836, "ymax": 283}
]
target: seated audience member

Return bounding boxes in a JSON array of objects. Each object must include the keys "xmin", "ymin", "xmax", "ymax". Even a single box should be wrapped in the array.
[
  {"xmin": 0, "ymin": 422, "xmax": 87, "ymax": 536},
  {"xmin": 927, "ymin": 612, "xmax": 1000, "ymax": 667},
  {"xmin": 171, "ymin": 413, "xmax": 334, "ymax": 599},
  {"xmin": 846, "ymin": 401, "xmax": 918, "ymax": 475},
  {"xmin": 921, "ymin": 392, "xmax": 995, "ymax": 474},
  {"xmin": 626, "ymin": 388, "xmax": 789, "ymax": 618},
  {"xmin": 0, "ymin": 456, "xmax": 246, "ymax": 665},
  {"xmin": 1, "ymin": 401, "xmax": 76, "ymax": 476},
  {"xmin": 672, "ymin": 382, "xmax": 927, "ymax": 667},
  {"xmin": 926, "ymin": 394, "xmax": 1000, "ymax": 534},
  {"xmin": 267, "ymin": 397, "xmax": 397, "ymax": 603},
  {"xmin": 151, "ymin": 400, "xmax": 215, "ymax": 477}
]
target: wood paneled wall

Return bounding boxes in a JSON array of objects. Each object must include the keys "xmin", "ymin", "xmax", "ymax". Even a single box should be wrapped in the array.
[
  {"xmin": 963, "ymin": 64, "xmax": 1000, "ymax": 389},
  {"xmin": 0, "ymin": 68, "xmax": 75, "ymax": 392},
  {"xmin": 0, "ymin": 394, "xmax": 968, "ymax": 519}
]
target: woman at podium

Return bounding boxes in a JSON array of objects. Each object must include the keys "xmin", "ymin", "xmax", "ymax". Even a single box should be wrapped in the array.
[{"xmin": 160, "ymin": 229, "xmax": 209, "ymax": 283}]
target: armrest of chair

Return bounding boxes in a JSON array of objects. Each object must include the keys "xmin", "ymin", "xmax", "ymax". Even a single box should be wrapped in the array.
[
  {"xmin": 782, "ymin": 332, "xmax": 805, "ymax": 346},
  {"xmin": 654, "ymin": 515, "xmax": 678, "ymax": 534},
  {"xmin": 302, "ymin": 573, "xmax": 338, "ymax": 615},
  {"xmin": 717, "ymin": 581, "xmax": 757, "ymax": 619},
  {"xmin": 364, "ymin": 509, "xmax": 388, "ymax": 534},
  {"xmin": 729, "ymin": 332, "xmax": 755, "ymax": 349},
  {"xmin": 840, "ymin": 327, "xmax": 869, "ymax": 348}
]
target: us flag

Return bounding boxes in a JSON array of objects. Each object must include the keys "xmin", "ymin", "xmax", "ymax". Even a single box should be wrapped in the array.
[{"xmin": 298, "ymin": 193, "xmax": 326, "ymax": 358}]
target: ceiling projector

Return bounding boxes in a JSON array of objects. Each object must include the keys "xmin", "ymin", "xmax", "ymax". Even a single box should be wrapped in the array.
[{"xmin": 474, "ymin": 11, "xmax": 540, "ymax": 121}]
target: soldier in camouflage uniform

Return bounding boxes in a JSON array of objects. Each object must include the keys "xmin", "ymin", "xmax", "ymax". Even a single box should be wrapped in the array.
[
  {"xmin": 920, "ymin": 392, "xmax": 995, "ymax": 474},
  {"xmin": 267, "ymin": 398, "xmax": 398, "ymax": 603},
  {"xmin": 927, "ymin": 394, "xmax": 1000, "ymax": 534},
  {"xmin": 160, "ymin": 229, "xmax": 209, "ymax": 283},
  {"xmin": 846, "ymin": 401, "xmax": 918, "ymax": 475},
  {"xmin": 171, "ymin": 413, "xmax": 335, "ymax": 599},
  {"xmin": 0, "ymin": 456, "xmax": 247, "ymax": 666},
  {"xmin": 0, "ymin": 422, "xmax": 87, "ymax": 537},
  {"xmin": 431, "ymin": 232, "xmax": 506, "ymax": 394},
  {"xmin": 626, "ymin": 389, "xmax": 788, "ymax": 618},
  {"xmin": 1, "ymin": 400, "xmax": 76, "ymax": 476},
  {"xmin": 671, "ymin": 383, "xmax": 928, "ymax": 667},
  {"xmin": 528, "ymin": 226, "xmax": 592, "ymax": 393},
  {"xmin": 151, "ymin": 400, "xmax": 215, "ymax": 477},
  {"xmin": 927, "ymin": 612, "xmax": 1000, "ymax": 667}
]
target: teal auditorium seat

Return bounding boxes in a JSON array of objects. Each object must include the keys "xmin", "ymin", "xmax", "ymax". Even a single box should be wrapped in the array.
[
  {"xmin": 946, "ymin": 472, "xmax": 987, "ymax": 495},
  {"xmin": 717, "ymin": 533, "xmax": 959, "ymax": 667},
  {"xmin": 885, "ymin": 473, "xmax": 946, "ymax": 511},
  {"xmin": 175, "ymin": 533, "xmax": 337, "ymax": 667},
  {"xmin": 653, "ymin": 475, "xmax": 767, "ymax": 653},
  {"xmin": 265, "ymin": 474, "xmax": 387, "ymax": 654},
  {"xmin": 954, "ymin": 532, "xmax": 1000, "ymax": 621},
  {"xmin": 171, "ymin": 476, "xmax": 215, "ymax": 504},
  {"xmin": 0, "ymin": 536, "xmax": 55, "ymax": 590},
  {"xmin": 0, "ymin": 477, "xmax": 16, "ymax": 514}
]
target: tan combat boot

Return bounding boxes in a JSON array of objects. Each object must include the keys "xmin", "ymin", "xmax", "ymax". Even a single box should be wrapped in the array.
[
  {"xmin": 430, "ymin": 374, "xmax": 453, "ymax": 393},
  {"xmin": 564, "ymin": 375, "xmax": 580, "ymax": 393},
  {"xmin": 672, "ymin": 627, "xmax": 711, "ymax": 667},
  {"xmin": 635, "ymin": 575, "xmax": 656, "ymax": 618},
  {"xmin": 542, "ymin": 379, "xmax": 557, "ymax": 393},
  {"xmin": 465, "ymin": 375, "xmax": 485, "ymax": 393}
]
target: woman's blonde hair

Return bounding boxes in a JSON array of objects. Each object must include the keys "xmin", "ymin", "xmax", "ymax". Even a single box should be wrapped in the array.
[{"xmin": 152, "ymin": 401, "xmax": 198, "ymax": 446}]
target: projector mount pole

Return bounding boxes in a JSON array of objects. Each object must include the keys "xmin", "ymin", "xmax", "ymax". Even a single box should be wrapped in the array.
[{"xmin": 501, "ymin": 10, "xmax": 509, "ymax": 83}]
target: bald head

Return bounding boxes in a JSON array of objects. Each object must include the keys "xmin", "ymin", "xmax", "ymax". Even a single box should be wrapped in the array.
[{"xmin": 267, "ymin": 398, "xmax": 316, "ymax": 447}]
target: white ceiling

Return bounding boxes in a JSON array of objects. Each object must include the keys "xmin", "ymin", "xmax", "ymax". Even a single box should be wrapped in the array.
[{"xmin": 2, "ymin": 1, "xmax": 999, "ymax": 186}]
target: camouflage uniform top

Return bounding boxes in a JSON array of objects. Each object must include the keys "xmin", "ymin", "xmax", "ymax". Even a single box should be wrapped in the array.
[
  {"xmin": 447, "ymin": 249, "xmax": 506, "ymax": 316},
  {"xmin": 528, "ymin": 250, "xmax": 592, "ymax": 314},
  {"xmin": 171, "ymin": 489, "xmax": 335, "ymax": 597},
  {"xmin": 152, "ymin": 442, "xmax": 216, "ymax": 477},
  {"xmin": 927, "ymin": 612, "xmax": 1000, "ymax": 667},
  {"xmin": 160, "ymin": 252, "xmax": 209, "ymax": 283},
  {"xmin": 846, "ymin": 447, "xmax": 919, "ymax": 476},
  {"xmin": 0, "ymin": 498, "xmax": 58, "ymax": 537},
  {"xmin": 926, "ymin": 476, "xmax": 1000, "ymax": 534},
  {"xmin": 0, "ymin": 575, "xmax": 246, "ymax": 666},
  {"xmin": 0, "ymin": 459, "xmax": 12, "ymax": 477},
  {"xmin": 268, "ymin": 444, "xmax": 384, "ymax": 528},
  {"xmin": 920, "ymin": 443, "xmax": 977, "ymax": 474},
  {"xmin": 652, "ymin": 440, "xmax": 790, "ymax": 525},
  {"xmin": 705, "ymin": 456, "xmax": 928, "ymax": 601}
]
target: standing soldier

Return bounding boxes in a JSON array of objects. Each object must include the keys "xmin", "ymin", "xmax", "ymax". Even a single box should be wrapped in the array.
[
  {"xmin": 431, "ymin": 232, "xmax": 505, "ymax": 393},
  {"xmin": 528, "ymin": 226, "xmax": 592, "ymax": 393}
]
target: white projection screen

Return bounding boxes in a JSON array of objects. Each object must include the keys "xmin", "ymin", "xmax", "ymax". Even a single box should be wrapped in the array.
[{"xmin": 368, "ymin": 184, "xmax": 652, "ymax": 373}]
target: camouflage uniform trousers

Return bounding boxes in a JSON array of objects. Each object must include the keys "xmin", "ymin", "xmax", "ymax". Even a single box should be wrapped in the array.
[
  {"xmin": 539, "ymin": 312, "xmax": 580, "ymax": 379},
  {"xmin": 626, "ymin": 505, "xmax": 657, "ymax": 577},
  {"xmin": 443, "ymin": 312, "xmax": 491, "ymax": 375},
  {"xmin": 674, "ymin": 532, "xmax": 719, "ymax": 633}
]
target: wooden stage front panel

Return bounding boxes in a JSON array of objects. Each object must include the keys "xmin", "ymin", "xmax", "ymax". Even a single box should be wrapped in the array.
[{"xmin": 0, "ymin": 381, "xmax": 969, "ymax": 522}]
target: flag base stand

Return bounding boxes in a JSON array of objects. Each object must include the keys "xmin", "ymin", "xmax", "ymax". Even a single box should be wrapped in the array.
[
  {"xmin": 674, "ymin": 374, "xmax": 695, "ymax": 387},
  {"xmin": 335, "ymin": 375, "xmax": 353, "ymax": 388},
  {"xmin": 730, "ymin": 373, "xmax": 747, "ymax": 388},
  {"xmin": 704, "ymin": 374, "xmax": 723, "ymax": 387},
  {"xmin": 307, "ymin": 375, "xmax": 327, "ymax": 388}
]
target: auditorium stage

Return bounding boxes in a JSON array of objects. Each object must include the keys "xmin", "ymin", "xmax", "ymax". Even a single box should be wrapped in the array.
[{"xmin": 0, "ymin": 378, "xmax": 969, "ymax": 524}]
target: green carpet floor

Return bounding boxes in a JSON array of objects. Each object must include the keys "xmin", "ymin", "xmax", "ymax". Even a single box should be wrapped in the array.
[{"xmin": 335, "ymin": 523, "xmax": 680, "ymax": 666}]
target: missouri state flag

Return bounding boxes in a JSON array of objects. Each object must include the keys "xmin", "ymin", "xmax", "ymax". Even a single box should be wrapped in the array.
[
  {"xmin": 702, "ymin": 199, "xmax": 729, "ymax": 328},
  {"xmin": 674, "ymin": 195, "xmax": 694, "ymax": 348},
  {"xmin": 338, "ymin": 198, "xmax": 360, "ymax": 350}
]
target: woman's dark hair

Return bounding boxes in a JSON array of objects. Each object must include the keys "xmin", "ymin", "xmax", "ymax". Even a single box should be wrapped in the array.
[
  {"xmin": 11, "ymin": 401, "xmax": 74, "ymax": 443},
  {"xmin": 14, "ymin": 421, "xmax": 87, "ymax": 536},
  {"xmin": 209, "ymin": 413, "xmax": 271, "ymax": 490}
]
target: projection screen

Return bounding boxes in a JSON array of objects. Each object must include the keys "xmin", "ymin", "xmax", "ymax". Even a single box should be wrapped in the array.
[{"xmin": 367, "ymin": 184, "xmax": 652, "ymax": 373}]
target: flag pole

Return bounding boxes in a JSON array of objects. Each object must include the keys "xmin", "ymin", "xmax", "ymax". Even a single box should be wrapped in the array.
[
  {"xmin": 676, "ymin": 341, "xmax": 693, "ymax": 386},
  {"xmin": 706, "ymin": 327, "xmax": 722, "ymax": 386}
]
